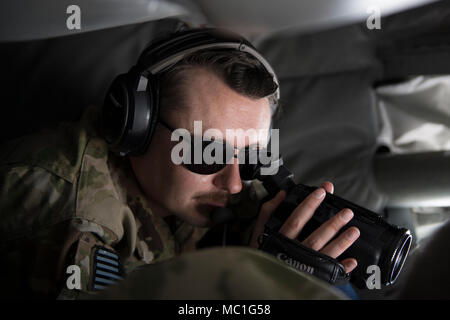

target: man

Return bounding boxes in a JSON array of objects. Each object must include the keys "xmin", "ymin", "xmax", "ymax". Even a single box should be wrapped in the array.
[{"xmin": 0, "ymin": 27, "xmax": 359, "ymax": 299}]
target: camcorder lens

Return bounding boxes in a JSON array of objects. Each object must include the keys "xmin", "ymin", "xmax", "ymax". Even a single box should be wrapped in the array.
[{"xmin": 390, "ymin": 233, "xmax": 412, "ymax": 283}]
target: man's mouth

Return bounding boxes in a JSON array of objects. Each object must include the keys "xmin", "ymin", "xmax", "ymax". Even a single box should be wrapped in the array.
[
  {"xmin": 203, "ymin": 201, "xmax": 227, "ymax": 208},
  {"xmin": 195, "ymin": 194, "xmax": 230, "ymax": 208},
  {"xmin": 196, "ymin": 202, "xmax": 227, "ymax": 220}
]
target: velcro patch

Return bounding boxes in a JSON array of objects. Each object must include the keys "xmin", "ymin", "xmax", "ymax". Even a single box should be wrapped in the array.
[{"xmin": 92, "ymin": 246, "xmax": 124, "ymax": 291}]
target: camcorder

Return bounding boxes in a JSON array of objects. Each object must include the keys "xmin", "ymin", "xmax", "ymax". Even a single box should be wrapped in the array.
[
  {"xmin": 253, "ymin": 158, "xmax": 413, "ymax": 289},
  {"xmin": 201, "ymin": 157, "xmax": 412, "ymax": 289}
]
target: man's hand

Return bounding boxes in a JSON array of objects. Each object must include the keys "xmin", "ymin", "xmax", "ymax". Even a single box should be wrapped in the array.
[{"xmin": 249, "ymin": 181, "xmax": 360, "ymax": 273}]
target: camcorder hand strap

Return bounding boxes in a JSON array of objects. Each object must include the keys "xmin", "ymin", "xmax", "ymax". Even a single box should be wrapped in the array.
[{"xmin": 258, "ymin": 229, "xmax": 350, "ymax": 286}]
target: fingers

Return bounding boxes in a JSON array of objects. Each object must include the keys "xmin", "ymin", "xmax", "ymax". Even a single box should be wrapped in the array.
[
  {"xmin": 301, "ymin": 208, "xmax": 354, "ymax": 251},
  {"xmin": 340, "ymin": 258, "xmax": 358, "ymax": 273},
  {"xmin": 249, "ymin": 190, "xmax": 286, "ymax": 248},
  {"xmin": 279, "ymin": 187, "xmax": 326, "ymax": 239},
  {"xmin": 251, "ymin": 181, "xmax": 360, "ymax": 275},
  {"xmin": 320, "ymin": 181, "xmax": 334, "ymax": 194},
  {"xmin": 320, "ymin": 226, "xmax": 360, "ymax": 259}
]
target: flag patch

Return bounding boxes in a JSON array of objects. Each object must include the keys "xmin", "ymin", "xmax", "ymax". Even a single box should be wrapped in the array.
[{"xmin": 92, "ymin": 246, "xmax": 124, "ymax": 291}]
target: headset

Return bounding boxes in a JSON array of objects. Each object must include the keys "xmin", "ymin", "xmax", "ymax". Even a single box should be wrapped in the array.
[{"xmin": 102, "ymin": 27, "xmax": 280, "ymax": 156}]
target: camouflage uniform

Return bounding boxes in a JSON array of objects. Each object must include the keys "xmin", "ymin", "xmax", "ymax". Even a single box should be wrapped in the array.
[{"xmin": 0, "ymin": 106, "xmax": 344, "ymax": 300}]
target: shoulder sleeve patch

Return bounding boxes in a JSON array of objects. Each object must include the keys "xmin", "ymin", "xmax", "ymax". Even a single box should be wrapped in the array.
[{"xmin": 91, "ymin": 246, "xmax": 124, "ymax": 291}]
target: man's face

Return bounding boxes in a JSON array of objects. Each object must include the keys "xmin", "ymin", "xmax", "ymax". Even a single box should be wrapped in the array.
[{"xmin": 130, "ymin": 67, "xmax": 271, "ymax": 227}]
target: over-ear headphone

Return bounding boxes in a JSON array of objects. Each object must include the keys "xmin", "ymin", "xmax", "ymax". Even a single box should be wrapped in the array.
[{"xmin": 102, "ymin": 28, "xmax": 280, "ymax": 156}]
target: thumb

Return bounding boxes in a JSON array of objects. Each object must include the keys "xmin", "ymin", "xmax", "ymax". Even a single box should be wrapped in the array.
[{"xmin": 249, "ymin": 190, "xmax": 286, "ymax": 248}]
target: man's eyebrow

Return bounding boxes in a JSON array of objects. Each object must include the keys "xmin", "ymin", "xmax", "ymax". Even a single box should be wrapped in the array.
[
  {"xmin": 245, "ymin": 142, "xmax": 260, "ymax": 149},
  {"xmin": 162, "ymin": 120, "xmax": 265, "ymax": 149},
  {"xmin": 205, "ymin": 131, "xmax": 265, "ymax": 149}
]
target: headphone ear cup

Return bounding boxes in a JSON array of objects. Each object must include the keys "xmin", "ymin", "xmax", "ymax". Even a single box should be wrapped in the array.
[
  {"xmin": 102, "ymin": 74, "xmax": 132, "ymax": 153},
  {"xmin": 102, "ymin": 70, "xmax": 160, "ymax": 156},
  {"xmin": 136, "ymin": 72, "xmax": 160, "ymax": 156}
]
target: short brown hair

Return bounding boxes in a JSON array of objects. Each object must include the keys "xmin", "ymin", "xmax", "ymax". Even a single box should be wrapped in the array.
[{"xmin": 158, "ymin": 49, "xmax": 279, "ymax": 117}]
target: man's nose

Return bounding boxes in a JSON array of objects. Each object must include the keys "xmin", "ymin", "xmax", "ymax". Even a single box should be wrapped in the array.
[{"xmin": 213, "ymin": 158, "xmax": 243, "ymax": 194}]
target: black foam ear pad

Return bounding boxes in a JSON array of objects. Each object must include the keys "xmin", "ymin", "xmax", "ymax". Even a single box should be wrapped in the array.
[
  {"xmin": 102, "ymin": 73, "xmax": 131, "ymax": 151},
  {"xmin": 132, "ymin": 71, "xmax": 160, "ymax": 156},
  {"xmin": 102, "ymin": 69, "xmax": 159, "ymax": 156}
]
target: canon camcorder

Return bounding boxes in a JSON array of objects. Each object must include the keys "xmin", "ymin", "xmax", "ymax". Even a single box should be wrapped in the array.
[{"xmin": 254, "ymin": 159, "xmax": 412, "ymax": 289}]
